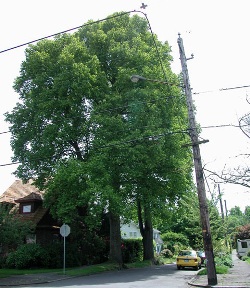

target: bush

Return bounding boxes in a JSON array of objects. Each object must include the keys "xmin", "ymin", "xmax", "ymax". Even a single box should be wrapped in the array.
[
  {"xmin": 161, "ymin": 232, "xmax": 189, "ymax": 254},
  {"xmin": 242, "ymin": 256, "xmax": 248, "ymax": 261},
  {"xmin": 121, "ymin": 239, "xmax": 143, "ymax": 263},
  {"xmin": 153, "ymin": 254, "xmax": 165, "ymax": 265},
  {"xmin": 214, "ymin": 253, "xmax": 233, "ymax": 268},
  {"xmin": 160, "ymin": 248, "xmax": 173, "ymax": 258},
  {"xmin": 6, "ymin": 243, "xmax": 46, "ymax": 269}
]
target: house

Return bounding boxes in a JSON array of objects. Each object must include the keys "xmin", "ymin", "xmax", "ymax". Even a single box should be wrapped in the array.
[
  {"xmin": 121, "ymin": 222, "xmax": 141, "ymax": 239},
  {"xmin": 1, "ymin": 180, "xmax": 163, "ymax": 253},
  {"xmin": 0, "ymin": 179, "xmax": 61, "ymax": 245},
  {"xmin": 120, "ymin": 221, "xmax": 163, "ymax": 253}
]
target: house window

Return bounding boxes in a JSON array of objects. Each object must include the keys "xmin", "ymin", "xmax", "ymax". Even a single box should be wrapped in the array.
[
  {"xmin": 242, "ymin": 242, "xmax": 248, "ymax": 248},
  {"xmin": 22, "ymin": 204, "xmax": 32, "ymax": 213},
  {"xmin": 129, "ymin": 232, "xmax": 133, "ymax": 237},
  {"xmin": 133, "ymin": 232, "xmax": 137, "ymax": 238}
]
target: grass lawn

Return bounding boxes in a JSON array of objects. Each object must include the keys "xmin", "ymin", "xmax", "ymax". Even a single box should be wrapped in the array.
[
  {"xmin": 197, "ymin": 265, "xmax": 229, "ymax": 276},
  {"xmin": 0, "ymin": 261, "xmax": 153, "ymax": 279}
]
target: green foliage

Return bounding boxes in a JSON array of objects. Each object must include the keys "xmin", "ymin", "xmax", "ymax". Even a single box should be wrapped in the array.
[
  {"xmin": 0, "ymin": 205, "xmax": 34, "ymax": 250},
  {"xmin": 160, "ymin": 248, "xmax": 173, "ymax": 258},
  {"xmin": 198, "ymin": 265, "xmax": 229, "ymax": 275},
  {"xmin": 5, "ymin": 236, "xmax": 109, "ymax": 270},
  {"xmin": 121, "ymin": 239, "xmax": 143, "ymax": 263},
  {"xmin": 153, "ymin": 254, "xmax": 165, "ymax": 265},
  {"xmin": 161, "ymin": 231, "xmax": 189, "ymax": 254},
  {"xmin": 44, "ymin": 159, "xmax": 90, "ymax": 224},
  {"xmin": 5, "ymin": 11, "xmax": 194, "ymax": 264},
  {"xmin": 6, "ymin": 244, "xmax": 46, "ymax": 269},
  {"xmin": 214, "ymin": 253, "xmax": 233, "ymax": 268}
]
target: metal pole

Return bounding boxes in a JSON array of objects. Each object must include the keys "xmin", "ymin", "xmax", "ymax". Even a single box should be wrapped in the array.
[
  {"xmin": 177, "ymin": 34, "xmax": 217, "ymax": 286},
  {"xmin": 63, "ymin": 226, "xmax": 66, "ymax": 274}
]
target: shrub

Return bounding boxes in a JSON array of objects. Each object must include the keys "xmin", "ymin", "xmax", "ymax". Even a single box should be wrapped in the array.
[
  {"xmin": 161, "ymin": 232, "xmax": 189, "ymax": 254},
  {"xmin": 214, "ymin": 253, "xmax": 233, "ymax": 268},
  {"xmin": 121, "ymin": 239, "xmax": 143, "ymax": 263},
  {"xmin": 160, "ymin": 248, "xmax": 173, "ymax": 258},
  {"xmin": 6, "ymin": 243, "xmax": 46, "ymax": 269},
  {"xmin": 153, "ymin": 254, "xmax": 165, "ymax": 265}
]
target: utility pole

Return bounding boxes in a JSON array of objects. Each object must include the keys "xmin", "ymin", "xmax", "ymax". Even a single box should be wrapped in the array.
[
  {"xmin": 177, "ymin": 34, "xmax": 217, "ymax": 286},
  {"xmin": 224, "ymin": 200, "xmax": 228, "ymax": 217},
  {"xmin": 218, "ymin": 184, "xmax": 225, "ymax": 220}
]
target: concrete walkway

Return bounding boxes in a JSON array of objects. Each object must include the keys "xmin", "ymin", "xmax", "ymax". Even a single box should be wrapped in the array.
[{"xmin": 188, "ymin": 250, "xmax": 250, "ymax": 288}]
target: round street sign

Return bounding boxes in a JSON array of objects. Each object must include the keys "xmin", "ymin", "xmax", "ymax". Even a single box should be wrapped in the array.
[{"xmin": 60, "ymin": 224, "xmax": 71, "ymax": 237}]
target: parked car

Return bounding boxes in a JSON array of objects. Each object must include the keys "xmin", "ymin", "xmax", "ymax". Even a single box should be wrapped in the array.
[
  {"xmin": 196, "ymin": 251, "xmax": 206, "ymax": 265},
  {"xmin": 176, "ymin": 250, "xmax": 201, "ymax": 270}
]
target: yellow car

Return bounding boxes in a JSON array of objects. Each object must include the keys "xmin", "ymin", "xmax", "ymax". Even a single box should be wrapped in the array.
[{"xmin": 176, "ymin": 250, "xmax": 201, "ymax": 270}]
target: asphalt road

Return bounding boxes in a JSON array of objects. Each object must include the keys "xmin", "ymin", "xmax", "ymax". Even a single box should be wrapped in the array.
[{"xmin": 21, "ymin": 263, "xmax": 198, "ymax": 288}]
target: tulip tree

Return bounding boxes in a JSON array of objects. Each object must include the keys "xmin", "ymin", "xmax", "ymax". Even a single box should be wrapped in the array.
[
  {"xmin": 5, "ymin": 12, "xmax": 194, "ymax": 264},
  {"xmin": 77, "ymin": 12, "xmax": 194, "ymax": 260}
]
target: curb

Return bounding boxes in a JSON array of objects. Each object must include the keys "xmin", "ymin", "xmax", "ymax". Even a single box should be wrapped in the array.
[
  {"xmin": 188, "ymin": 275, "xmax": 250, "ymax": 288},
  {"xmin": 0, "ymin": 275, "xmax": 76, "ymax": 287}
]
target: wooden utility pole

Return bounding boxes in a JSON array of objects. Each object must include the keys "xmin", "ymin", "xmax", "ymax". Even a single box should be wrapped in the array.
[
  {"xmin": 224, "ymin": 199, "xmax": 228, "ymax": 217},
  {"xmin": 177, "ymin": 34, "xmax": 217, "ymax": 286},
  {"xmin": 218, "ymin": 184, "xmax": 225, "ymax": 220}
]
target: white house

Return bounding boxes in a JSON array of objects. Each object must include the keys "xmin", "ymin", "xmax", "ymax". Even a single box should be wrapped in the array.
[
  {"xmin": 121, "ymin": 222, "xmax": 141, "ymax": 239},
  {"xmin": 120, "ymin": 221, "xmax": 163, "ymax": 253}
]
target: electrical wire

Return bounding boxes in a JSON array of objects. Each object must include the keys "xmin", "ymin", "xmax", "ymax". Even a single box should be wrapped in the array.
[
  {"xmin": 0, "ymin": 128, "xmax": 190, "ymax": 167},
  {"xmin": 0, "ymin": 122, "xmax": 247, "ymax": 137},
  {"xmin": 0, "ymin": 10, "xmax": 137, "ymax": 54},
  {"xmin": 193, "ymin": 84, "xmax": 250, "ymax": 95},
  {"xmin": 0, "ymin": 123, "xmax": 248, "ymax": 167}
]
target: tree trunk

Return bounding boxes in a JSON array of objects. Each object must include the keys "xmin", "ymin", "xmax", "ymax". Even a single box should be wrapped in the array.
[
  {"xmin": 142, "ymin": 215, "xmax": 154, "ymax": 261},
  {"xmin": 109, "ymin": 211, "xmax": 123, "ymax": 268},
  {"xmin": 137, "ymin": 200, "xmax": 154, "ymax": 261}
]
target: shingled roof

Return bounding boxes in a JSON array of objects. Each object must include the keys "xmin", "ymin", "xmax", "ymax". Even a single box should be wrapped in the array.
[{"xmin": 0, "ymin": 179, "xmax": 44, "ymax": 204}]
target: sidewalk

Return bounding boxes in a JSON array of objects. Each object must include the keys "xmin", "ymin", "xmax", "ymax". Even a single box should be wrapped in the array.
[
  {"xmin": 188, "ymin": 250, "xmax": 250, "ymax": 288},
  {"xmin": 0, "ymin": 272, "xmax": 73, "ymax": 286}
]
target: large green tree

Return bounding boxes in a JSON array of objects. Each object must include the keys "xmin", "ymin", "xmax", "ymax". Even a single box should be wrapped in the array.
[
  {"xmin": 76, "ymin": 12, "xmax": 193, "ymax": 260},
  {"xmin": 5, "ymin": 12, "xmax": 193, "ymax": 263}
]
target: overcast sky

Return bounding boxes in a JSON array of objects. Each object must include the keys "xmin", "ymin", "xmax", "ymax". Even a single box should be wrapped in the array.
[{"xmin": 1, "ymin": 0, "xmax": 250, "ymax": 211}]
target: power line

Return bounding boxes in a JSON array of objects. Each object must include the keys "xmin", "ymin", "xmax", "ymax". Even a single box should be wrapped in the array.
[
  {"xmin": 193, "ymin": 84, "xmax": 250, "ymax": 95},
  {"xmin": 0, "ymin": 162, "xmax": 19, "ymax": 167},
  {"xmin": 0, "ymin": 10, "xmax": 139, "ymax": 54},
  {"xmin": 0, "ymin": 122, "xmax": 247, "ymax": 137},
  {"xmin": 1, "ymin": 123, "xmax": 248, "ymax": 167},
  {"xmin": 0, "ymin": 128, "xmax": 189, "ymax": 167}
]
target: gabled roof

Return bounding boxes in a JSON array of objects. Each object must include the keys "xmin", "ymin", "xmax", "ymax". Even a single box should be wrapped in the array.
[
  {"xmin": 0, "ymin": 179, "xmax": 44, "ymax": 204},
  {"xmin": 15, "ymin": 192, "xmax": 43, "ymax": 203}
]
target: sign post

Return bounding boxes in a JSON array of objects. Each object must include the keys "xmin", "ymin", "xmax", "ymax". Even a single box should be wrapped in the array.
[{"xmin": 60, "ymin": 224, "xmax": 71, "ymax": 274}]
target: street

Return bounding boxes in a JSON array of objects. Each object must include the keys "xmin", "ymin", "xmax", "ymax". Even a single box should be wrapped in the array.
[{"xmin": 21, "ymin": 264, "xmax": 198, "ymax": 288}]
